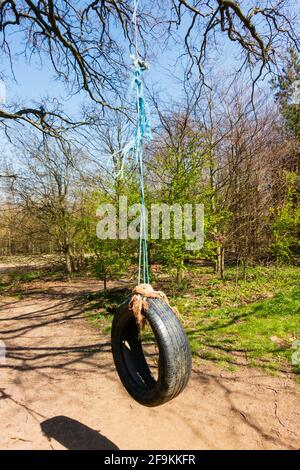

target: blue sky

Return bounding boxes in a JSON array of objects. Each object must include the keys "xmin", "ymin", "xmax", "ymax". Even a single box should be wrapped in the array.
[
  {"xmin": 1, "ymin": 1, "xmax": 299, "ymax": 157},
  {"xmin": 0, "ymin": 6, "xmax": 241, "ymax": 120},
  {"xmin": 0, "ymin": 34, "xmax": 185, "ymax": 118},
  {"xmin": 0, "ymin": 18, "xmax": 193, "ymax": 166}
]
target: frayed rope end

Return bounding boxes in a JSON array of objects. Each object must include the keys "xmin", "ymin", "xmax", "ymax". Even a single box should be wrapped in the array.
[{"xmin": 129, "ymin": 283, "xmax": 179, "ymax": 328}]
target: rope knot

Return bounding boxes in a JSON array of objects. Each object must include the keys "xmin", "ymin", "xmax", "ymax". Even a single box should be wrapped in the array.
[{"xmin": 129, "ymin": 284, "xmax": 180, "ymax": 328}]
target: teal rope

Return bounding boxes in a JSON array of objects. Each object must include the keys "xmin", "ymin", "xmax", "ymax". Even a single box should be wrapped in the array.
[
  {"xmin": 113, "ymin": 1, "xmax": 151, "ymax": 285},
  {"xmin": 133, "ymin": 64, "xmax": 151, "ymax": 285},
  {"xmin": 113, "ymin": 62, "xmax": 151, "ymax": 284}
]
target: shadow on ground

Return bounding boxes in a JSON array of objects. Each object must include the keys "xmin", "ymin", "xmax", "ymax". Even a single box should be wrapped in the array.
[
  {"xmin": 0, "ymin": 283, "xmax": 119, "ymax": 375},
  {"xmin": 41, "ymin": 416, "xmax": 119, "ymax": 450}
]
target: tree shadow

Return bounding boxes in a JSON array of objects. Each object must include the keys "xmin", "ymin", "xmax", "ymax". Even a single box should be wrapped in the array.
[
  {"xmin": 0, "ymin": 294, "xmax": 116, "ymax": 376},
  {"xmin": 191, "ymin": 368, "xmax": 298, "ymax": 449},
  {"xmin": 41, "ymin": 416, "xmax": 119, "ymax": 450},
  {"xmin": 184, "ymin": 289, "xmax": 300, "ymax": 373},
  {"xmin": 86, "ymin": 286, "xmax": 132, "ymax": 314},
  {"xmin": 1, "ymin": 341, "xmax": 112, "ymax": 372}
]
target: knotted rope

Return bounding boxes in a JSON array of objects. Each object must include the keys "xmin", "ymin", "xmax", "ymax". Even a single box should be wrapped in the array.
[
  {"xmin": 111, "ymin": 1, "xmax": 151, "ymax": 285},
  {"xmin": 129, "ymin": 284, "xmax": 180, "ymax": 328}
]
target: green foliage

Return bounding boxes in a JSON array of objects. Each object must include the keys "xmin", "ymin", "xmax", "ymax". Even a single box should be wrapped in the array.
[
  {"xmin": 175, "ymin": 266, "xmax": 300, "ymax": 374},
  {"xmin": 148, "ymin": 130, "xmax": 209, "ymax": 279},
  {"xmin": 271, "ymin": 172, "xmax": 300, "ymax": 264},
  {"xmin": 188, "ymin": 287, "xmax": 300, "ymax": 374},
  {"xmin": 174, "ymin": 265, "xmax": 300, "ymax": 310},
  {"xmin": 201, "ymin": 202, "xmax": 232, "ymax": 260},
  {"xmin": 86, "ymin": 265, "xmax": 300, "ymax": 376},
  {"xmin": 0, "ymin": 268, "xmax": 64, "ymax": 295},
  {"xmin": 83, "ymin": 287, "xmax": 131, "ymax": 333},
  {"xmin": 89, "ymin": 241, "xmax": 130, "ymax": 285},
  {"xmin": 273, "ymin": 48, "xmax": 300, "ymax": 139},
  {"xmin": 80, "ymin": 177, "xmax": 140, "ymax": 286}
]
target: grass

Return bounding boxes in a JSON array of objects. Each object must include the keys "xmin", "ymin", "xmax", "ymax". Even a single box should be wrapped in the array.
[
  {"xmin": 83, "ymin": 288, "xmax": 129, "ymax": 335},
  {"xmin": 0, "ymin": 254, "xmax": 65, "ymax": 293},
  {"xmin": 171, "ymin": 266, "xmax": 300, "ymax": 375},
  {"xmin": 1, "ymin": 258, "xmax": 299, "ymax": 377},
  {"xmin": 186, "ymin": 287, "xmax": 300, "ymax": 374},
  {"xmin": 0, "ymin": 269, "xmax": 65, "ymax": 295},
  {"xmin": 84, "ymin": 265, "xmax": 300, "ymax": 376},
  {"xmin": 0, "ymin": 254, "xmax": 62, "ymax": 265}
]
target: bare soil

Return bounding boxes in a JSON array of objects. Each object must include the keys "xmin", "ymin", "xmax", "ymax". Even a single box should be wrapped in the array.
[{"xmin": 0, "ymin": 280, "xmax": 299, "ymax": 450}]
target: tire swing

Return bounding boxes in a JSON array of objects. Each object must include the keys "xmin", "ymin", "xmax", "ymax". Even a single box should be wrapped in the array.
[
  {"xmin": 111, "ymin": 1, "xmax": 191, "ymax": 407},
  {"xmin": 112, "ymin": 284, "xmax": 192, "ymax": 407}
]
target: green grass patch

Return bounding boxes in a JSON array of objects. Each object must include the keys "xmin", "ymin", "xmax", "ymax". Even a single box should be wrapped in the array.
[
  {"xmin": 83, "ymin": 288, "xmax": 130, "ymax": 334},
  {"xmin": 0, "ymin": 269, "xmax": 65, "ymax": 295},
  {"xmin": 160, "ymin": 265, "xmax": 300, "ymax": 375},
  {"xmin": 84, "ymin": 265, "xmax": 300, "ymax": 377}
]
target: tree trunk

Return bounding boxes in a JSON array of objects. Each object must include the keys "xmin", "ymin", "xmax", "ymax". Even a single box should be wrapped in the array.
[
  {"xmin": 242, "ymin": 259, "xmax": 247, "ymax": 281},
  {"xmin": 214, "ymin": 256, "xmax": 218, "ymax": 274},
  {"xmin": 220, "ymin": 246, "xmax": 225, "ymax": 280},
  {"xmin": 216, "ymin": 246, "xmax": 225, "ymax": 279},
  {"xmin": 176, "ymin": 261, "xmax": 185, "ymax": 283},
  {"xmin": 64, "ymin": 246, "xmax": 75, "ymax": 278},
  {"xmin": 216, "ymin": 246, "xmax": 221, "ymax": 277},
  {"xmin": 78, "ymin": 252, "xmax": 86, "ymax": 270},
  {"xmin": 235, "ymin": 258, "xmax": 240, "ymax": 286}
]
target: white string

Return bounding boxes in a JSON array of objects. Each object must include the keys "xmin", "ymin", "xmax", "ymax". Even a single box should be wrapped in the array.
[
  {"xmin": 132, "ymin": 0, "xmax": 140, "ymax": 62},
  {"xmin": 132, "ymin": 0, "xmax": 149, "ymax": 284}
]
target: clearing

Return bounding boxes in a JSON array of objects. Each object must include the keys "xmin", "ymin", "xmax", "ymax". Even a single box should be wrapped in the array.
[{"xmin": 0, "ymin": 277, "xmax": 299, "ymax": 450}]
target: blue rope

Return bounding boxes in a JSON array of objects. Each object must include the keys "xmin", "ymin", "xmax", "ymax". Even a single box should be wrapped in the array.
[
  {"xmin": 115, "ymin": 62, "xmax": 151, "ymax": 284},
  {"xmin": 133, "ymin": 63, "xmax": 151, "ymax": 285},
  {"xmin": 112, "ymin": 1, "xmax": 151, "ymax": 285}
]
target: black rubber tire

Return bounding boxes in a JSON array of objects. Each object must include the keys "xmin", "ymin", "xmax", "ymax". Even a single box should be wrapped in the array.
[{"xmin": 111, "ymin": 297, "xmax": 192, "ymax": 407}]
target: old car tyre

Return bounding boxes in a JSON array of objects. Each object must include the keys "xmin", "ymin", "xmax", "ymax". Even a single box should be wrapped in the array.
[{"xmin": 111, "ymin": 297, "xmax": 192, "ymax": 407}]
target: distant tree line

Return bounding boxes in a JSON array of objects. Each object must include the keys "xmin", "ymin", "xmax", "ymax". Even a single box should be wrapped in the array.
[
  {"xmin": 0, "ymin": 50, "xmax": 299, "ymax": 283},
  {"xmin": 0, "ymin": 2, "xmax": 299, "ymax": 283}
]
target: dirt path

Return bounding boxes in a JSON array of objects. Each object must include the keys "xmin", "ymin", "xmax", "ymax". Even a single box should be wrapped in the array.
[{"xmin": 0, "ymin": 280, "xmax": 299, "ymax": 450}]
